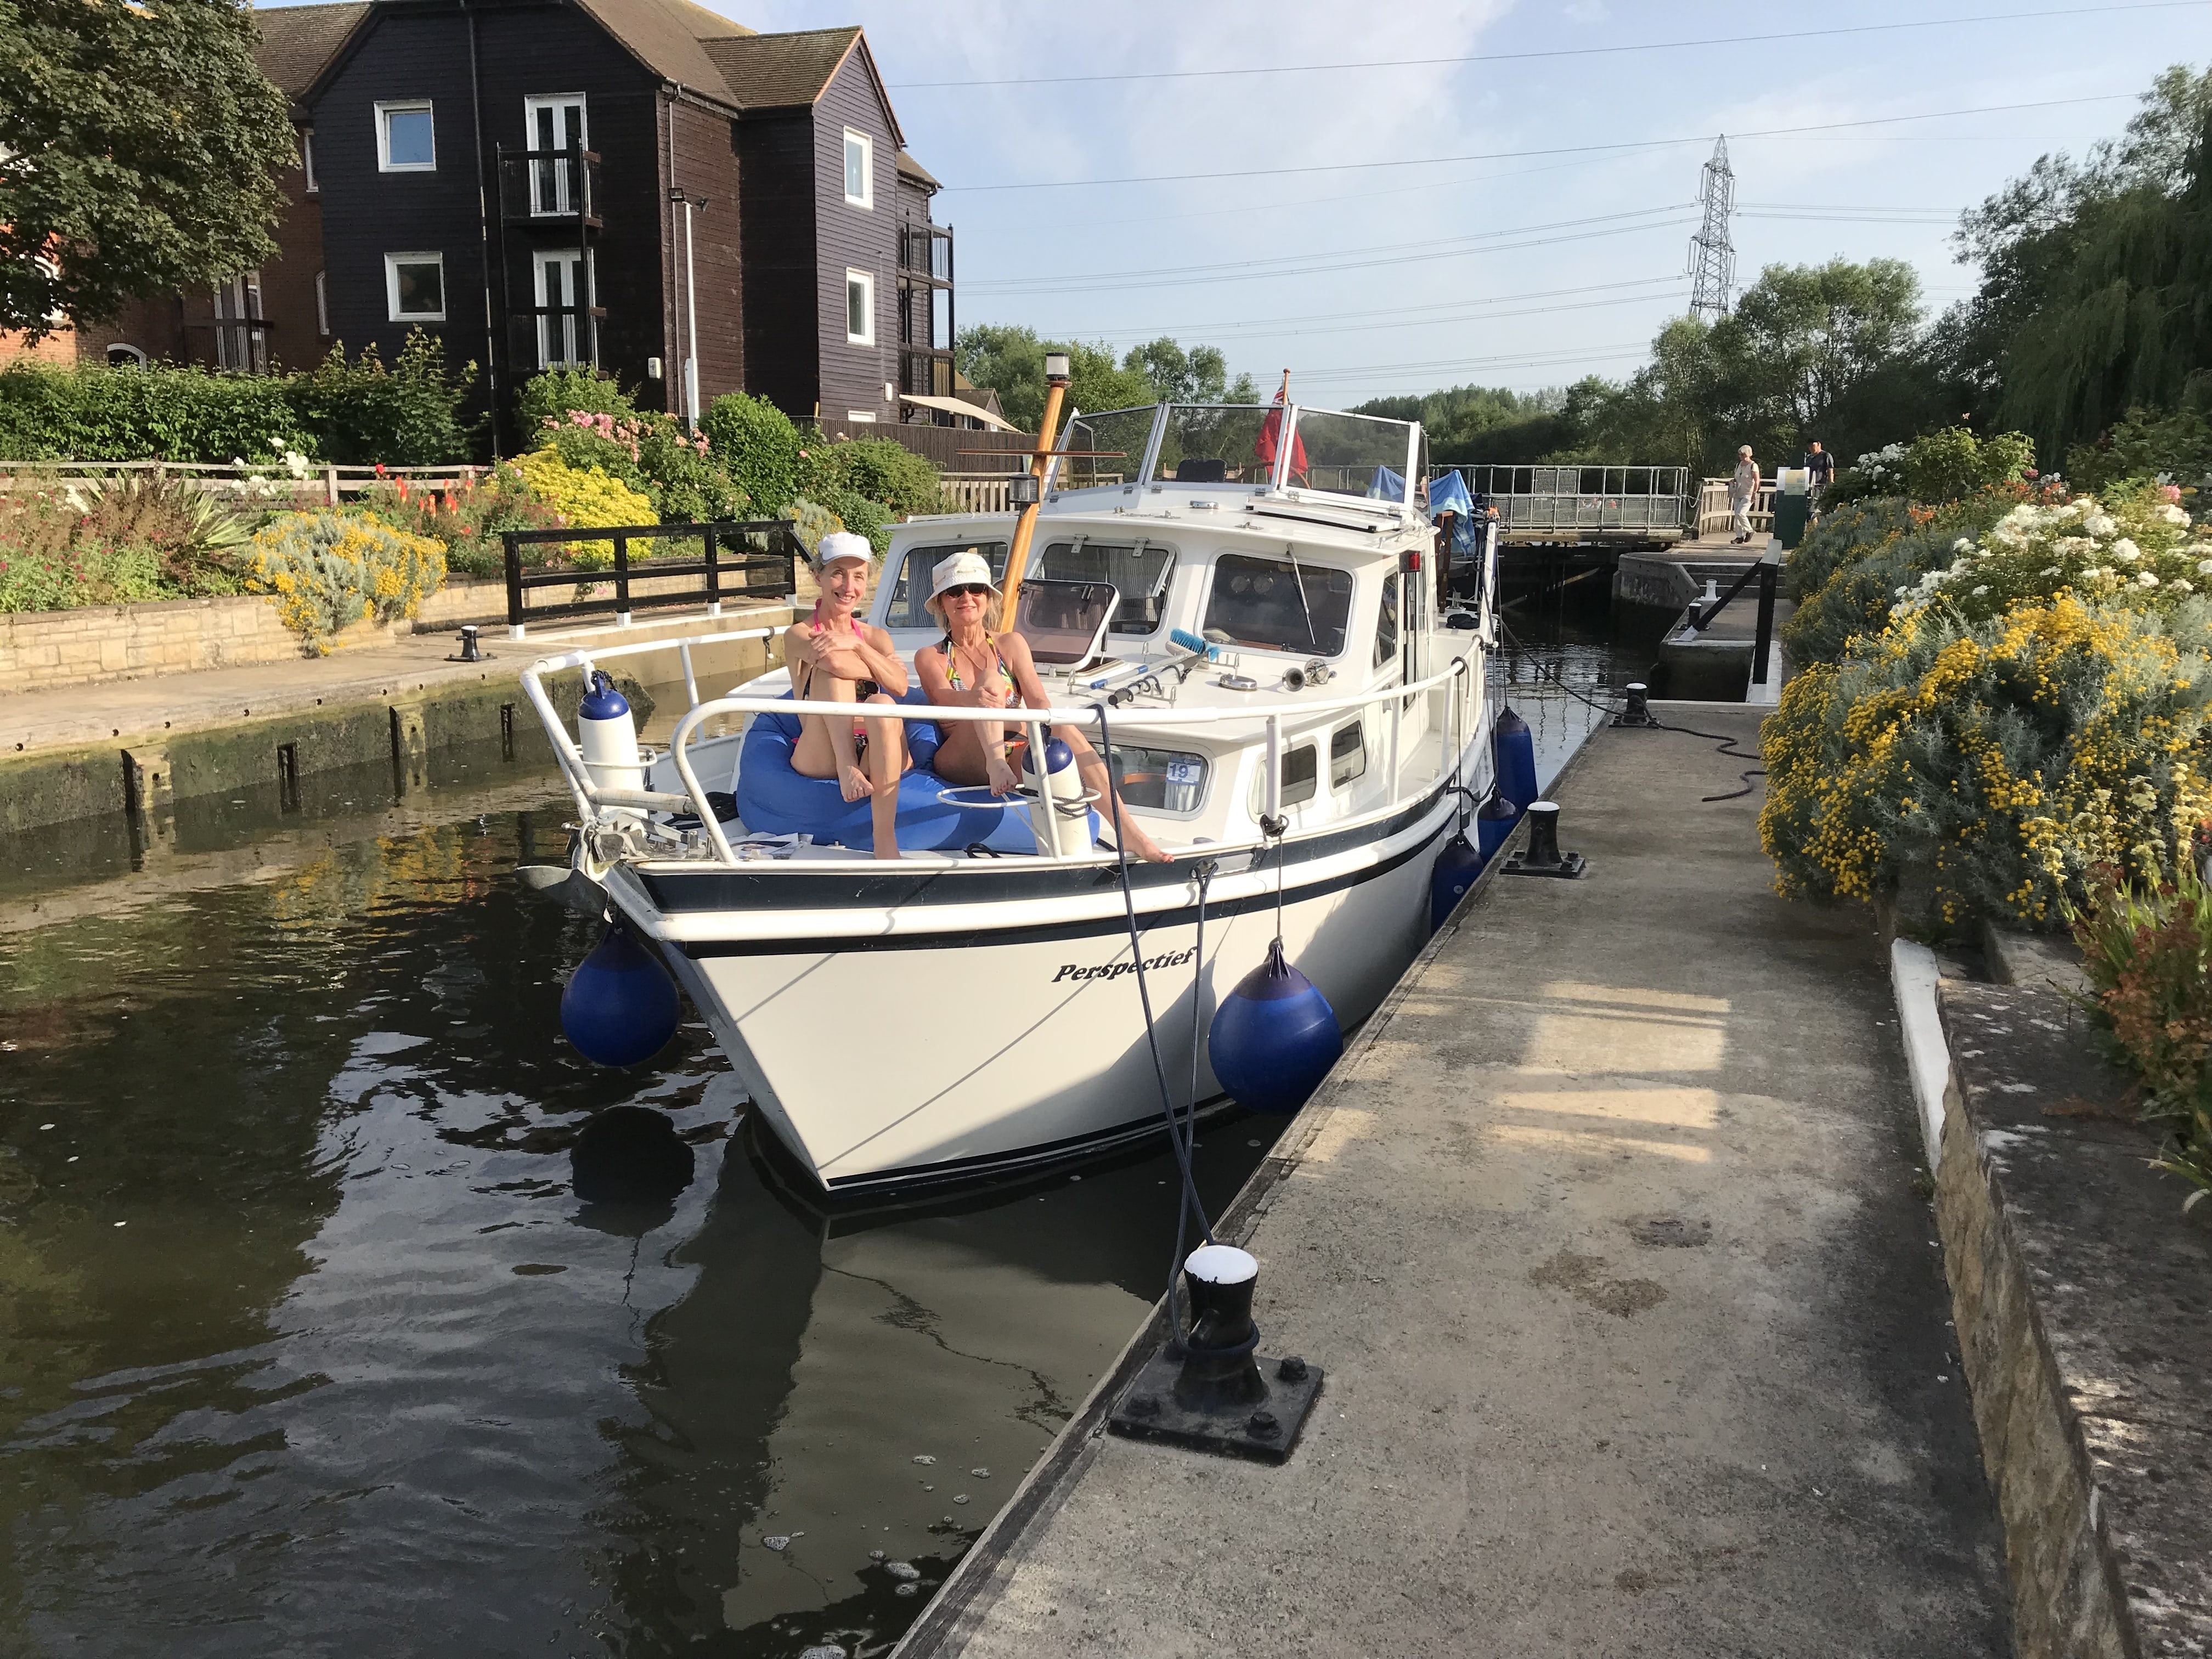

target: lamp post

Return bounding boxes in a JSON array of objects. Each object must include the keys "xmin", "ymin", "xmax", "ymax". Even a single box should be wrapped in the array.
[
  {"xmin": 668, "ymin": 188, "xmax": 709, "ymax": 430},
  {"xmin": 997, "ymin": 352, "xmax": 1071, "ymax": 631}
]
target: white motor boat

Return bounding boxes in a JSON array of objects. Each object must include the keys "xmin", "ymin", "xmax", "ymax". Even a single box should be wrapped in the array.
[{"xmin": 522, "ymin": 402, "xmax": 1501, "ymax": 1194}]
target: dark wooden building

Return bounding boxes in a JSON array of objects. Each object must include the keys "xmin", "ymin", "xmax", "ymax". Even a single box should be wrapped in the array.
[{"xmin": 39, "ymin": 0, "xmax": 973, "ymax": 449}]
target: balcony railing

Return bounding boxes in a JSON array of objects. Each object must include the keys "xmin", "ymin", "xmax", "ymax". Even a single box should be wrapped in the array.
[{"xmin": 495, "ymin": 146, "xmax": 603, "ymax": 229}]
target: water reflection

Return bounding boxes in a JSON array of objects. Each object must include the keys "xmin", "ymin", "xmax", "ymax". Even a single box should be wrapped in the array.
[{"xmin": 0, "ymin": 787, "xmax": 1276, "ymax": 1658}]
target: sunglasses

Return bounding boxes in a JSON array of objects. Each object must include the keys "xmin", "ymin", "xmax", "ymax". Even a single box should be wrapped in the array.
[{"xmin": 941, "ymin": 584, "xmax": 992, "ymax": 600}]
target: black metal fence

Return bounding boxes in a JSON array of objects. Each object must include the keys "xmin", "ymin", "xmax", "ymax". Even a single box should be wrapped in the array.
[{"xmin": 500, "ymin": 520, "xmax": 799, "ymax": 636}]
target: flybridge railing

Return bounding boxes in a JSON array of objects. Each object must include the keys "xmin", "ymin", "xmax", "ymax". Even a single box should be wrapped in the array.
[{"xmin": 518, "ymin": 630, "xmax": 1485, "ymax": 867}]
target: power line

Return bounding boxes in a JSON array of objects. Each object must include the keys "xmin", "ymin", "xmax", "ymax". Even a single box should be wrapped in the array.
[
  {"xmin": 887, "ymin": 2, "xmax": 2205, "ymax": 87},
  {"xmin": 964, "ymin": 205, "xmax": 1695, "ymax": 292},
  {"xmin": 1287, "ymin": 342, "xmax": 1656, "ymax": 383},
  {"xmin": 1081, "ymin": 287, "xmax": 1694, "ymax": 346},
  {"xmin": 1075, "ymin": 276, "xmax": 1691, "ymax": 341},
  {"xmin": 942, "ymin": 93, "xmax": 2142, "ymax": 193}
]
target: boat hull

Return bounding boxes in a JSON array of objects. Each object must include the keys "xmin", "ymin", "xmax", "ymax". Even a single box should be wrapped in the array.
[{"xmin": 613, "ymin": 774, "xmax": 1472, "ymax": 1192}]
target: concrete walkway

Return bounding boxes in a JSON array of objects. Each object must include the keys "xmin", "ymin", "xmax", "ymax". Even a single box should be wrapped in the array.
[{"xmin": 901, "ymin": 709, "xmax": 2012, "ymax": 1658}]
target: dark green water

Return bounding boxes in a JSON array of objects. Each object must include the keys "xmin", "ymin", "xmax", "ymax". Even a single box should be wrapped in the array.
[{"xmin": 0, "ymin": 749, "xmax": 1282, "ymax": 1658}]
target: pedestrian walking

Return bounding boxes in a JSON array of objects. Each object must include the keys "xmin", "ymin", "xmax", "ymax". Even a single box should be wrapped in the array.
[
  {"xmin": 1805, "ymin": 439, "xmax": 1835, "ymax": 514},
  {"xmin": 1729, "ymin": 445, "xmax": 1760, "ymax": 544}
]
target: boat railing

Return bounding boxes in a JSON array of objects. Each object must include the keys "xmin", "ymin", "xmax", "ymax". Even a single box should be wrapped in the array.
[{"xmin": 521, "ymin": 628, "xmax": 1486, "ymax": 866}]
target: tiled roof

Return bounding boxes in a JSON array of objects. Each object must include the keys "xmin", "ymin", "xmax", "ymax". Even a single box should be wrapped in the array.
[
  {"xmin": 895, "ymin": 148, "xmax": 939, "ymax": 188},
  {"xmin": 572, "ymin": 0, "xmax": 753, "ymax": 99},
  {"xmin": 699, "ymin": 26, "xmax": 859, "ymax": 110},
  {"xmin": 253, "ymin": 2, "xmax": 372, "ymax": 99}
]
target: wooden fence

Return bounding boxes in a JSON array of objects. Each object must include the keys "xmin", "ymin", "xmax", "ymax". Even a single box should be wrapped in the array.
[
  {"xmin": 936, "ymin": 471, "xmax": 1124, "ymax": 514},
  {"xmin": 0, "ymin": 459, "xmax": 487, "ymax": 506}
]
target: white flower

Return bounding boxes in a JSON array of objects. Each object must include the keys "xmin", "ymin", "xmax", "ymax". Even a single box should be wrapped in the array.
[
  {"xmin": 1971, "ymin": 584, "xmax": 1990, "ymax": 596},
  {"xmin": 1894, "ymin": 585, "xmax": 1911, "ymax": 599},
  {"xmin": 2084, "ymin": 512, "xmax": 2118, "ymax": 537},
  {"xmin": 2056, "ymin": 537, "xmax": 2093, "ymax": 555},
  {"xmin": 2197, "ymin": 558, "xmax": 2212, "ymax": 574},
  {"xmin": 2174, "ymin": 579, "xmax": 2196, "ymax": 594},
  {"xmin": 282, "ymin": 448, "xmax": 311, "ymax": 479},
  {"xmin": 2112, "ymin": 538, "xmax": 2141, "ymax": 561},
  {"xmin": 1953, "ymin": 538, "xmax": 1975, "ymax": 552},
  {"xmin": 2160, "ymin": 504, "xmax": 2191, "ymax": 525},
  {"xmin": 2137, "ymin": 570, "xmax": 2160, "ymax": 588},
  {"xmin": 2042, "ymin": 566, "xmax": 2062, "ymax": 577},
  {"xmin": 2080, "ymin": 567, "xmax": 2108, "ymax": 581}
]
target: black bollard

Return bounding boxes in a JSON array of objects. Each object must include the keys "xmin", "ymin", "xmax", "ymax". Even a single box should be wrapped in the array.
[
  {"xmin": 1107, "ymin": 1243, "xmax": 1324, "ymax": 1463},
  {"xmin": 450, "ymin": 624, "xmax": 488, "ymax": 664},
  {"xmin": 1502, "ymin": 799, "xmax": 1587, "ymax": 879},
  {"xmin": 1612, "ymin": 680, "xmax": 1660, "ymax": 729}
]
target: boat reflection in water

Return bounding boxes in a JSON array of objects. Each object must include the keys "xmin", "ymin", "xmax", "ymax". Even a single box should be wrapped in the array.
[{"xmin": 0, "ymin": 793, "xmax": 1274, "ymax": 1657}]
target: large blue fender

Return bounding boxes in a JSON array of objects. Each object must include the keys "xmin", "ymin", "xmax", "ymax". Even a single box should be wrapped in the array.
[{"xmin": 733, "ymin": 693, "xmax": 1097, "ymax": 854}]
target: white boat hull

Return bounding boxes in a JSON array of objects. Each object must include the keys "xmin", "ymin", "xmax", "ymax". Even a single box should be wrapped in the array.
[{"xmin": 611, "ymin": 772, "xmax": 1472, "ymax": 1191}]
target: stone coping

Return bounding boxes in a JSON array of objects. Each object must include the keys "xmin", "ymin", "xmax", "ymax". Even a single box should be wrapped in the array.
[{"xmin": 1936, "ymin": 980, "xmax": 2212, "ymax": 1658}]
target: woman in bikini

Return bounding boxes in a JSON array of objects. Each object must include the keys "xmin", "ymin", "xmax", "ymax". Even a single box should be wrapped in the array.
[
  {"xmin": 914, "ymin": 549, "xmax": 1171, "ymax": 864},
  {"xmin": 782, "ymin": 532, "xmax": 910, "ymax": 861}
]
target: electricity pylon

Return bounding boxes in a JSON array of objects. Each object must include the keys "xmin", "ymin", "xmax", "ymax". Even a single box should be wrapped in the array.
[{"xmin": 1688, "ymin": 136, "xmax": 1736, "ymax": 321}]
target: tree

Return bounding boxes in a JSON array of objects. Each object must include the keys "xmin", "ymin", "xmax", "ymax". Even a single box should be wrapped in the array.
[
  {"xmin": 1121, "ymin": 337, "xmax": 1257, "ymax": 404},
  {"xmin": 0, "ymin": 0, "xmax": 296, "ymax": 336},
  {"xmin": 955, "ymin": 323, "xmax": 1249, "ymax": 430}
]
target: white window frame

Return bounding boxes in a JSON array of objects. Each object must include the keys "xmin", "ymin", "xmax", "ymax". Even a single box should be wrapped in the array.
[
  {"xmin": 845, "ymin": 411, "xmax": 877, "ymax": 424},
  {"xmin": 106, "ymin": 344, "xmax": 148, "ymax": 368},
  {"xmin": 533, "ymin": 247, "xmax": 593, "ymax": 369},
  {"xmin": 384, "ymin": 251, "xmax": 447, "ymax": 322},
  {"xmin": 523, "ymin": 94, "xmax": 588, "ymax": 217},
  {"xmin": 303, "ymin": 127, "xmax": 318, "ymax": 193},
  {"xmin": 375, "ymin": 100, "xmax": 436, "ymax": 173},
  {"xmin": 315, "ymin": 270, "xmax": 330, "ymax": 337},
  {"xmin": 845, "ymin": 268, "xmax": 874, "ymax": 346},
  {"xmin": 843, "ymin": 128, "xmax": 873, "ymax": 208}
]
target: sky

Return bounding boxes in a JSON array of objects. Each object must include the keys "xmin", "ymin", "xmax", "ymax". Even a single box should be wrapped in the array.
[{"xmin": 716, "ymin": 0, "xmax": 2211, "ymax": 408}]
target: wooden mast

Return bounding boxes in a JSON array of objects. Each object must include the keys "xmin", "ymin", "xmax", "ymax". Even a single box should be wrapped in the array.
[{"xmin": 995, "ymin": 360, "xmax": 1070, "ymax": 634}]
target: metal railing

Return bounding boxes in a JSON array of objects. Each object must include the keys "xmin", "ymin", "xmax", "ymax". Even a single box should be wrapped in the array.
[
  {"xmin": 519, "ymin": 628, "xmax": 1485, "ymax": 868},
  {"xmin": 1683, "ymin": 551, "xmax": 1780, "ymax": 686},
  {"xmin": 1430, "ymin": 465, "xmax": 1691, "ymax": 540},
  {"xmin": 501, "ymin": 520, "xmax": 798, "ymax": 637},
  {"xmin": 937, "ymin": 472, "xmax": 1122, "ymax": 513}
]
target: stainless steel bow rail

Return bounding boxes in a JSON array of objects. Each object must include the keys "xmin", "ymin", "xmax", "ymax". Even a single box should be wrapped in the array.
[
  {"xmin": 500, "ymin": 519, "xmax": 800, "ymax": 639},
  {"xmin": 517, "ymin": 628, "xmax": 1485, "ymax": 865}
]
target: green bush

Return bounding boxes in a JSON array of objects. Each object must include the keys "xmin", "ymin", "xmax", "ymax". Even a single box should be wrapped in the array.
[
  {"xmin": 287, "ymin": 332, "xmax": 476, "ymax": 465},
  {"xmin": 1782, "ymin": 494, "xmax": 2020, "ymax": 667},
  {"xmin": 702, "ymin": 391, "xmax": 803, "ymax": 515},
  {"xmin": 811, "ymin": 484, "xmax": 889, "ymax": 554},
  {"xmin": 355, "ymin": 472, "xmax": 566, "ymax": 579},
  {"xmin": 2064, "ymin": 403, "xmax": 2212, "ymax": 496},
  {"xmin": 529, "ymin": 408, "xmax": 747, "ymax": 523},
  {"xmin": 515, "ymin": 368, "xmax": 636, "ymax": 430},
  {"xmin": 1901, "ymin": 426, "xmax": 2035, "ymax": 504},
  {"xmin": 801, "ymin": 433, "xmax": 946, "ymax": 517},
  {"xmin": 0, "ymin": 475, "xmax": 251, "ymax": 611},
  {"xmin": 242, "ymin": 509, "xmax": 445, "ymax": 652}
]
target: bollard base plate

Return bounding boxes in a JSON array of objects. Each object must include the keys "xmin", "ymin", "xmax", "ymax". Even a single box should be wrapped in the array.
[
  {"xmin": 1501, "ymin": 851, "xmax": 1588, "ymax": 879},
  {"xmin": 1107, "ymin": 1350, "xmax": 1323, "ymax": 1464}
]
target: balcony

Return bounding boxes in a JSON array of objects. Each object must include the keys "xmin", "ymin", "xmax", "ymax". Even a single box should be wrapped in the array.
[{"xmin": 495, "ymin": 146, "xmax": 604, "ymax": 232}]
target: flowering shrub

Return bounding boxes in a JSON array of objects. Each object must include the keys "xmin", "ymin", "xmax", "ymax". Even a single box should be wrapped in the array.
[
  {"xmin": 784, "ymin": 495, "xmax": 844, "ymax": 559},
  {"xmin": 358, "ymin": 470, "xmax": 566, "ymax": 578},
  {"xmin": 2073, "ymin": 859, "xmax": 2212, "ymax": 1209},
  {"xmin": 0, "ymin": 475, "xmax": 251, "ymax": 611},
  {"xmin": 1782, "ymin": 495, "xmax": 2024, "ymax": 666},
  {"xmin": 1893, "ymin": 484, "xmax": 2207, "ymax": 622},
  {"xmin": 532, "ymin": 408, "xmax": 747, "ymax": 523},
  {"xmin": 499, "ymin": 450, "xmax": 655, "ymax": 569},
  {"xmin": 1824, "ymin": 427, "xmax": 2035, "ymax": 509},
  {"xmin": 244, "ymin": 510, "xmax": 445, "ymax": 653},
  {"xmin": 1762, "ymin": 594, "xmax": 2212, "ymax": 928}
]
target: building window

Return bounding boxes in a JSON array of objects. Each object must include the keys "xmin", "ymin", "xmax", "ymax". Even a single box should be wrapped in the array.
[
  {"xmin": 534, "ymin": 249, "xmax": 591, "ymax": 368},
  {"xmin": 843, "ymin": 128, "xmax": 872, "ymax": 208},
  {"xmin": 213, "ymin": 272, "xmax": 267, "ymax": 373},
  {"xmin": 384, "ymin": 252, "xmax": 445, "ymax": 321},
  {"xmin": 845, "ymin": 269, "xmax": 873, "ymax": 345},
  {"xmin": 524, "ymin": 94, "xmax": 587, "ymax": 216},
  {"xmin": 376, "ymin": 100, "xmax": 435, "ymax": 172},
  {"xmin": 315, "ymin": 271, "xmax": 330, "ymax": 337},
  {"xmin": 303, "ymin": 127, "xmax": 319, "ymax": 192},
  {"xmin": 845, "ymin": 411, "xmax": 877, "ymax": 424},
  {"xmin": 106, "ymin": 344, "xmax": 148, "ymax": 368}
]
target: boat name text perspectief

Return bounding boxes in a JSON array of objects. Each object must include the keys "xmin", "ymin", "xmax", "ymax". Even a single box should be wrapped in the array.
[{"xmin": 1052, "ymin": 950, "xmax": 1199, "ymax": 984}]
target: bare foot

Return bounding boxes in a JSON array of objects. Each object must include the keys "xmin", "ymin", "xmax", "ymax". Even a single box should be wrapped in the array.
[{"xmin": 841, "ymin": 766, "xmax": 873, "ymax": 803}]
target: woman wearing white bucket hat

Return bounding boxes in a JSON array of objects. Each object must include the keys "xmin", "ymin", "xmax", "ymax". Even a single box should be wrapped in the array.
[
  {"xmin": 915, "ymin": 548, "xmax": 1169, "ymax": 862},
  {"xmin": 781, "ymin": 531, "xmax": 911, "ymax": 859}
]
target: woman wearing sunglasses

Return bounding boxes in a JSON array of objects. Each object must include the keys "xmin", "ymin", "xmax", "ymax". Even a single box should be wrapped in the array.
[{"xmin": 915, "ymin": 549, "xmax": 1170, "ymax": 864}]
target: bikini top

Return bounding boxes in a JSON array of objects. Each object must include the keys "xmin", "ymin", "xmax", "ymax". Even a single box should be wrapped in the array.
[
  {"xmin": 938, "ymin": 634, "xmax": 1015, "ymax": 693},
  {"xmin": 797, "ymin": 606, "xmax": 876, "ymax": 700}
]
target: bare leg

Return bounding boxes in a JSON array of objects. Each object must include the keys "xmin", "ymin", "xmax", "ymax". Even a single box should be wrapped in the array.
[
  {"xmin": 816, "ymin": 673, "xmax": 871, "ymax": 803},
  {"xmin": 1060, "ymin": 726, "xmax": 1171, "ymax": 862},
  {"xmin": 862, "ymin": 693, "xmax": 906, "ymax": 860}
]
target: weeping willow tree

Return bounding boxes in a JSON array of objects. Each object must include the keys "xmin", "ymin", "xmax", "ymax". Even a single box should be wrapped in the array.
[{"xmin": 1948, "ymin": 67, "xmax": 2212, "ymax": 458}]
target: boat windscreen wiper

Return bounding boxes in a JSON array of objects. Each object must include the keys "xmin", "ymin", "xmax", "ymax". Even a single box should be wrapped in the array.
[{"xmin": 1280, "ymin": 543, "xmax": 1320, "ymax": 654}]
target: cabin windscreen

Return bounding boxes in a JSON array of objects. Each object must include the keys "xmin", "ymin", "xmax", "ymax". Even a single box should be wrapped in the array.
[
  {"xmin": 1284, "ymin": 409, "xmax": 1420, "ymax": 503},
  {"xmin": 887, "ymin": 540, "xmax": 1009, "ymax": 627},
  {"xmin": 1153, "ymin": 405, "xmax": 1278, "ymax": 486},
  {"xmin": 1205, "ymin": 552, "xmax": 1354, "ymax": 656},
  {"xmin": 1054, "ymin": 408, "xmax": 1154, "ymax": 489}
]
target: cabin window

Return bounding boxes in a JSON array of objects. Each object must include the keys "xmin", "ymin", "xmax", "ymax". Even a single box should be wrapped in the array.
[
  {"xmin": 106, "ymin": 344, "xmax": 147, "ymax": 368},
  {"xmin": 845, "ymin": 269, "xmax": 874, "ymax": 345},
  {"xmin": 1249, "ymin": 743, "xmax": 1319, "ymax": 816},
  {"xmin": 1036, "ymin": 541, "xmax": 1175, "ymax": 635},
  {"xmin": 843, "ymin": 128, "xmax": 873, "ymax": 208},
  {"xmin": 384, "ymin": 252, "xmax": 445, "ymax": 322},
  {"xmin": 1330, "ymin": 720, "xmax": 1367, "ymax": 788},
  {"xmin": 886, "ymin": 541, "xmax": 1009, "ymax": 628},
  {"xmin": 534, "ymin": 249, "xmax": 590, "ymax": 368},
  {"xmin": 526, "ymin": 95, "xmax": 588, "ymax": 216},
  {"xmin": 1109, "ymin": 746, "xmax": 1209, "ymax": 815},
  {"xmin": 375, "ymin": 101, "xmax": 435, "ymax": 172},
  {"xmin": 302, "ymin": 127, "xmax": 318, "ymax": 192},
  {"xmin": 1373, "ymin": 571, "xmax": 1400, "ymax": 668},
  {"xmin": 1203, "ymin": 553, "xmax": 1353, "ymax": 657},
  {"xmin": 315, "ymin": 271, "xmax": 329, "ymax": 337}
]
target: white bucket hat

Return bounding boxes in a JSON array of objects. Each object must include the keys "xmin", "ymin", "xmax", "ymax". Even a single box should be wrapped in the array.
[
  {"xmin": 924, "ymin": 549, "xmax": 1002, "ymax": 618},
  {"xmin": 814, "ymin": 529, "xmax": 874, "ymax": 571}
]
